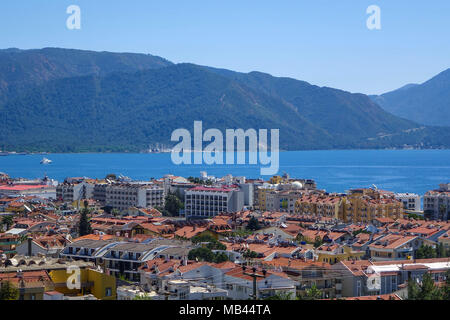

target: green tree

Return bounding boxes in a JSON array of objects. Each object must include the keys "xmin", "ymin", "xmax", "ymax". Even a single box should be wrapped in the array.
[
  {"xmin": 78, "ymin": 207, "xmax": 92, "ymax": 236},
  {"xmin": 417, "ymin": 273, "xmax": 443, "ymax": 300},
  {"xmin": 213, "ymin": 252, "xmax": 229, "ymax": 263},
  {"xmin": 264, "ymin": 292, "xmax": 294, "ymax": 300},
  {"xmin": 437, "ymin": 243, "xmax": 447, "ymax": 258},
  {"xmin": 407, "ymin": 277, "xmax": 421, "ymax": 300},
  {"xmin": 302, "ymin": 284, "xmax": 323, "ymax": 300},
  {"xmin": 408, "ymin": 273, "xmax": 444, "ymax": 300},
  {"xmin": 1, "ymin": 215, "xmax": 14, "ymax": 231},
  {"xmin": 443, "ymin": 270, "xmax": 450, "ymax": 300},
  {"xmin": 191, "ymin": 235, "xmax": 226, "ymax": 250},
  {"xmin": 0, "ymin": 281, "xmax": 19, "ymax": 300},
  {"xmin": 242, "ymin": 250, "xmax": 258, "ymax": 259},
  {"xmin": 188, "ymin": 247, "xmax": 229, "ymax": 263},
  {"xmin": 416, "ymin": 245, "xmax": 437, "ymax": 259},
  {"xmin": 313, "ymin": 236, "xmax": 323, "ymax": 248},
  {"xmin": 163, "ymin": 192, "xmax": 184, "ymax": 217},
  {"xmin": 111, "ymin": 208, "xmax": 120, "ymax": 217},
  {"xmin": 246, "ymin": 216, "xmax": 261, "ymax": 231},
  {"xmin": 188, "ymin": 247, "xmax": 215, "ymax": 262},
  {"xmin": 295, "ymin": 234, "xmax": 306, "ymax": 243}
]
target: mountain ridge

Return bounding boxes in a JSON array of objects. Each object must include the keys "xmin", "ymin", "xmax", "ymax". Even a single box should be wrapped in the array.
[
  {"xmin": 371, "ymin": 68, "xmax": 450, "ymax": 127},
  {"xmin": 0, "ymin": 48, "xmax": 449, "ymax": 152}
]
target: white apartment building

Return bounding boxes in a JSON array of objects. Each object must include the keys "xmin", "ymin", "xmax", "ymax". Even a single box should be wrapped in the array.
[
  {"xmin": 395, "ymin": 193, "xmax": 421, "ymax": 211},
  {"xmin": 184, "ymin": 186, "xmax": 244, "ymax": 218},
  {"xmin": 423, "ymin": 183, "xmax": 450, "ymax": 220},
  {"xmin": 56, "ymin": 180, "xmax": 94, "ymax": 202},
  {"xmin": 104, "ymin": 183, "xmax": 165, "ymax": 211}
]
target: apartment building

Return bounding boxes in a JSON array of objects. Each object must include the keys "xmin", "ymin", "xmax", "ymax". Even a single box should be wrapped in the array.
[
  {"xmin": 295, "ymin": 194, "xmax": 342, "ymax": 219},
  {"xmin": 257, "ymin": 180, "xmax": 316, "ymax": 212},
  {"xmin": 61, "ymin": 239, "xmax": 192, "ymax": 281},
  {"xmin": 0, "ymin": 233, "xmax": 19, "ymax": 258},
  {"xmin": 56, "ymin": 180, "xmax": 94, "ymax": 203},
  {"xmin": 423, "ymin": 183, "xmax": 450, "ymax": 220},
  {"xmin": 57, "ymin": 179, "xmax": 165, "ymax": 211},
  {"xmin": 104, "ymin": 183, "xmax": 165, "ymax": 211},
  {"xmin": 262, "ymin": 257, "xmax": 337, "ymax": 299},
  {"xmin": 184, "ymin": 186, "xmax": 244, "ymax": 218},
  {"xmin": 367, "ymin": 234, "xmax": 422, "ymax": 261},
  {"xmin": 265, "ymin": 190, "xmax": 306, "ymax": 213},
  {"xmin": 340, "ymin": 189, "xmax": 403, "ymax": 223},
  {"xmin": 395, "ymin": 193, "xmax": 421, "ymax": 211},
  {"xmin": 334, "ymin": 258, "xmax": 450, "ymax": 298}
]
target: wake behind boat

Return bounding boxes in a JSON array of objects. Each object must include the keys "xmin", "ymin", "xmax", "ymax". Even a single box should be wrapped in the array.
[{"xmin": 40, "ymin": 157, "xmax": 52, "ymax": 165}]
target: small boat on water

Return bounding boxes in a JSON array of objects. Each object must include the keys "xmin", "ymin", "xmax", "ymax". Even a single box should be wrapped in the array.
[{"xmin": 40, "ymin": 157, "xmax": 52, "ymax": 165}]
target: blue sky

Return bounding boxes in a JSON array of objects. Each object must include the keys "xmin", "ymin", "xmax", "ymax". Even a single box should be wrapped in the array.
[{"xmin": 0, "ymin": 0, "xmax": 449, "ymax": 94}]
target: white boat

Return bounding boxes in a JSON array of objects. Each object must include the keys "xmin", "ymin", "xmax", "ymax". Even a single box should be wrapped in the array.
[{"xmin": 40, "ymin": 157, "xmax": 52, "ymax": 165}]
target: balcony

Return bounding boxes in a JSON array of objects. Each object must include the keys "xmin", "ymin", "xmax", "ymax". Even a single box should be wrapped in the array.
[{"xmin": 0, "ymin": 241, "xmax": 20, "ymax": 246}]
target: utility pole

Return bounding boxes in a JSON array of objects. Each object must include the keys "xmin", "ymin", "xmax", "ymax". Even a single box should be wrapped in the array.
[{"xmin": 243, "ymin": 266, "xmax": 266, "ymax": 300}]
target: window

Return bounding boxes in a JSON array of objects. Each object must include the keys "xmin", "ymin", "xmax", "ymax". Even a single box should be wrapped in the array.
[
  {"xmin": 392, "ymin": 276, "xmax": 397, "ymax": 291},
  {"xmin": 105, "ymin": 287, "xmax": 112, "ymax": 297},
  {"xmin": 356, "ymin": 280, "xmax": 361, "ymax": 296}
]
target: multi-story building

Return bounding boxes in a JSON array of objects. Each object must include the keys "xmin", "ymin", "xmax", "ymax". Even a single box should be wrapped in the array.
[
  {"xmin": 395, "ymin": 193, "xmax": 421, "ymax": 211},
  {"xmin": 61, "ymin": 239, "xmax": 192, "ymax": 282},
  {"xmin": 262, "ymin": 257, "xmax": 337, "ymax": 299},
  {"xmin": 333, "ymin": 258, "xmax": 450, "ymax": 298},
  {"xmin": 104, "ymin": 183, "xmax": 165, "ymax": 211},
  {"xmin": 0, "ymin": 233, "xmax": 19, "ymax": 258},
  {"xmin": 57, "ymin": 179, "xmax": 165, "ymax": 212},
  {"xmin": 257, "ymin": 180, "xmax": 316, "ymax": 212},
  {"xmin": 423, "ymin": 183, "xmax": 450, "ymax": 220},
  {"xmin": 367, "ymin": 234, "xmax": 422, "ymax": 261},
  {"xmin": 93, "ymin": 183, "xmax": 108, "ymax": 205},
  {"xmin": 339, "ymin": 189, "xmax": 403, "ymax": 223},
  {"xmin": 265, "ymin": 190, "xmax": 306, "ymax": 213},
  {"xmin": 56, "ymin": 180, "xmax": 94, "ymax": 203},
  {"xmin": 295, "ymin": 194, "xmax": 342, "ymax": 219},
  {"xmin": 184, "ymin": 186, "xmax": 244, "ymax": 218}
]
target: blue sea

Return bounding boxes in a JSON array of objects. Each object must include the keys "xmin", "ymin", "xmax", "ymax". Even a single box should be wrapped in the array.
[{"xmin": 0, "ymin": 150, "xmax": 449, "ymax": 196}]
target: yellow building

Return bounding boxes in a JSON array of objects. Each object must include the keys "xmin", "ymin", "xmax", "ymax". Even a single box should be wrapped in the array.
[
  {"xmin": 49, "ymin": 268, "xmax": 116, "ymax": 300},
  {"xmin": 269, "ymin": 175, "xmax": 284, "ymax": 184},
  {"xmin": 295, "ymin": 195, "xmax": 341, "ymax": 219},
  {"xmin": 315, "ymin": 245, "xmax": 365, "ymax": 265},
  {"xmin": 256, "ymin": 186, "xmax": 271, "ymax": 211},
  {"xmin": 294, "ymin": 189, "xmax": 403, "ymax": 223},
  {"xmin": 339, "ymin": 189, "xmax": 403, "ymax": 223}
]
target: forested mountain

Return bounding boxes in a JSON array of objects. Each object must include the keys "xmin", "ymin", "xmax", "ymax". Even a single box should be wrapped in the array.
[
  {"xmin": 0, "ymin": 48, "xmax": 449, "ymax": 152},
  {"xmin": 371, "ymin": 69, "xmax": 450, "ymax": 126}
]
